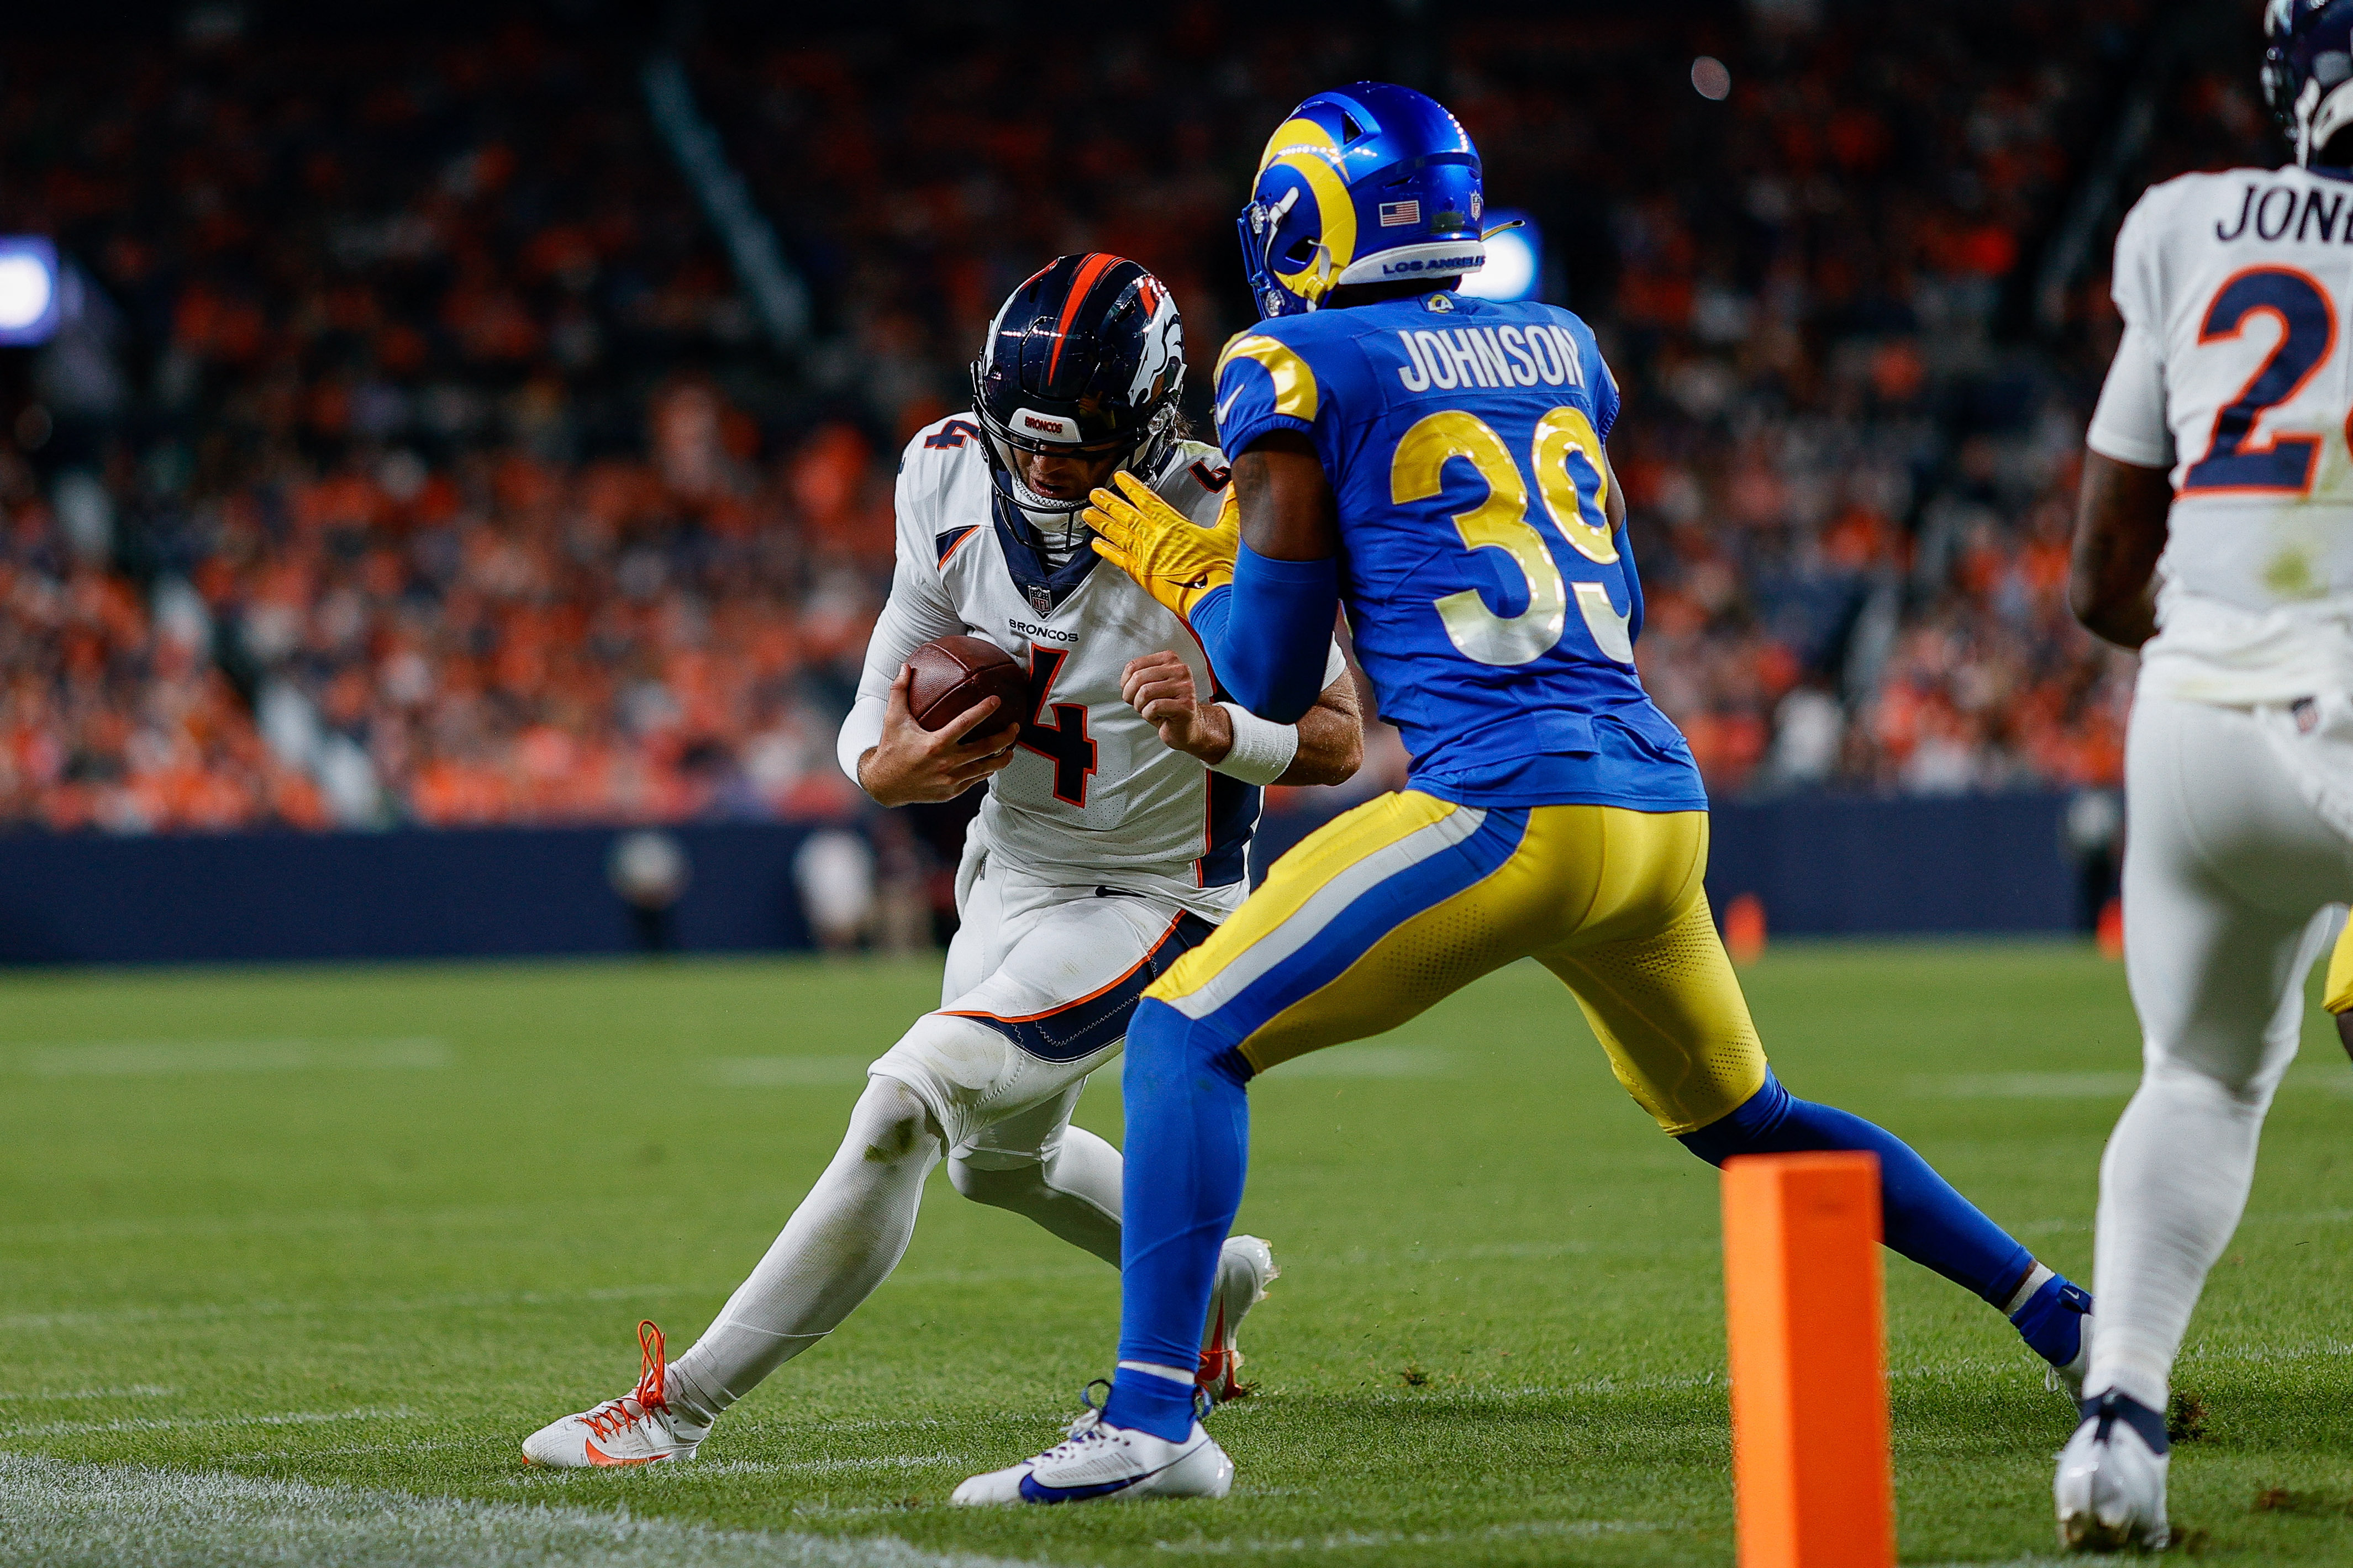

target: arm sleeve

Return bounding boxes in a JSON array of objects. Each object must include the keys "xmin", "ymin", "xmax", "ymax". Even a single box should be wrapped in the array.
[
  {"xmin": 2088, "ymin": 189, "xmax": 2175, "ymax": 470},
  {"xmin": 1188, "ymin": 541, "xmax": 1341, "ymax": 725},
  {"xmin": 833, "ymin": 464, "xmax": 971, "ymax": 784},
  {"xmin": 2086, "ymin": 323, "xmax": 2174, "ymax": 469}
]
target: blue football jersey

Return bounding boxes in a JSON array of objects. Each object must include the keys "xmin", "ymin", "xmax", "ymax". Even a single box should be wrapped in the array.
[{"xmin": 1212, "ymin": 292, "xmax": 1707, "ymax": 811}]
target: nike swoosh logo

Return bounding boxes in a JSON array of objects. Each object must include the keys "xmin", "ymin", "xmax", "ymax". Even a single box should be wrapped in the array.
[
  {"xmin": 1215, "ymin": 387, "xmax": 1245, "ymax": 426},
  {"xmin": 583, "ymin": 1439, "xmax": 659, "ymax": 1467}
]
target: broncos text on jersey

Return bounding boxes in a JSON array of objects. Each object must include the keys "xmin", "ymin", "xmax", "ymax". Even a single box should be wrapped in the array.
[
  {"xmin": 1212, "ymin": 290, "xmax": 1705, "ymax": 812},
  {"xmin": 836, "ymin": 414, "xmax": 1344, "ymax": 917}
]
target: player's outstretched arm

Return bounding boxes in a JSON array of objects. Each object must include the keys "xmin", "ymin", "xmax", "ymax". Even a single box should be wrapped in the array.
[
  {"xmin": 854, "ymin": 664, "xmax": 1021, "ymax": 807},
  {"xmin": 2070, "ymin": 451, "xmax": 2171, "ymax": 650},
  {"xmin": 1209, "ymin": 433, "xmax": 1344, "ymax": 725}
]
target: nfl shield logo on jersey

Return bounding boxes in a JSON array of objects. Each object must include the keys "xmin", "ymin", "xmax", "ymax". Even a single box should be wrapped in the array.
[{"xmin": 1029, "ymin": 586, "xmax": 1054, "ymax": 615}]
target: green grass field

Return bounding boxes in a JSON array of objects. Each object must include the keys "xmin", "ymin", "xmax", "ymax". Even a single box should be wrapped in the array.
[{"xmin": 3, "ymin": 942, "xmax": 2351, "ymax": 1566}]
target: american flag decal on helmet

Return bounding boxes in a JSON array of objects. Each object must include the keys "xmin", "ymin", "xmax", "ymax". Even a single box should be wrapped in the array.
[{"xmin": 1378, "ymin": 200, "xmax": 1420, "ymax": 227}]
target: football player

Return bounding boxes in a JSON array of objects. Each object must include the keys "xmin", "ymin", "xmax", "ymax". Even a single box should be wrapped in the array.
[
  {"xmin": 957, "ymin": 84, "xmax": 2093, "ymax": 1506},
  {"xmin": 2052, "ymin": 4, "xmax": 2353, "ymax": 1545},
  {"xmin": 521, "ymin": 256, "xmax": 1363, "ymax": 1467}
]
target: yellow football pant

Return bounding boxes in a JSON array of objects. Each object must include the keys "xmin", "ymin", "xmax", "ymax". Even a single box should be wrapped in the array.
[
  {"xmin": 2327, "ymin": 915, "xmax": 2353, "ymax": 1016},
  {"xmin": 1144, "ymin": 789, "xmax": 1769, "ymax": 1134}
]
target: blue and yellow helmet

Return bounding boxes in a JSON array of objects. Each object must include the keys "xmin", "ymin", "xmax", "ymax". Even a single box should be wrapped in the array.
[{"xmin": 1238, "ymin": 82, "xmax": 1486, "ymax": 319}]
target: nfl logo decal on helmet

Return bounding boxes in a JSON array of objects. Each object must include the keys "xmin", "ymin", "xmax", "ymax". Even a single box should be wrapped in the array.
[
  {"xmin": 2265, "ymin": 0, "xmax": 2353, "ymax": 166},
  {"xmin": 970, "ymin": 254, "xmax": 1187, "ymax": 520},
  {"xmin": 1237, "ymin": 82, "xmax": 1487, "ymax": 319}
]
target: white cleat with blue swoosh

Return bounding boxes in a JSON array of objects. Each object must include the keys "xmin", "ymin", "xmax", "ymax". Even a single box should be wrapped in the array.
[{"xmin": 951, "ymin": 1398, "xmax": 1231, "ymax": 1506}]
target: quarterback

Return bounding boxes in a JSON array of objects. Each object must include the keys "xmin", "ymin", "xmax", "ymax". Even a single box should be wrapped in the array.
[
  {"xmin": 521, "ymin": 255, "xmax": 1362, "ymax": 1466},
  {"xmin": 960, "ymin": 83, "xmax": 2096, "ymax": 1505},
  {"xmin": 2052, "ymin": 1, "xmax": 2353, "ymax": 1548}
]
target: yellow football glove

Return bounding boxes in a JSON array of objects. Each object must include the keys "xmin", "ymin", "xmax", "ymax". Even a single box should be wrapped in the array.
[{"xmin": 1087, "ymin": 469, "xmax": 1239, "ymax": 621}]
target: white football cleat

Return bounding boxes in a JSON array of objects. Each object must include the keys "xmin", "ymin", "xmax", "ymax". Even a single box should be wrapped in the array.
[
  {"xmin": 952, "ymin": 1394, "xmax": 1232, "ymax": 1506},
  {"xmin": 2056, "ymin": 1391, "xmax": 2171, "ymax": 1552},
  {"xmin": 521, "ymin": 1321, "xmax": 710, "ymax": 1468},
  {"xmin": 1197, "ymin": 1234, "xmax": 1278, "ymax": 1406}
]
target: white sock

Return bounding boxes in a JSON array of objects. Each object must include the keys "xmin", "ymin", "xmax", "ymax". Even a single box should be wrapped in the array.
[
  {"xmin": 2087, "ymin": 1064, "xmax": 2269, "ymax": 1411},
  {"xmin": 2003, "ymin": 1261, "xmax": 2055, "ymax": 1317},
  {"xmin": 665, "ymin": 1077, "xmax": 944, "ymax": 1426}
]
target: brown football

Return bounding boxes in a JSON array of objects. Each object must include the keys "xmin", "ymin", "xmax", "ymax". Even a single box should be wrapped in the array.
[{"xmin": 905, "ymin": 635, "xmax": 1028, "ymax": 736}]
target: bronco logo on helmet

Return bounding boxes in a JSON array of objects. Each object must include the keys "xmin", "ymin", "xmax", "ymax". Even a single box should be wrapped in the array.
[
  {"xmin": 2266, "ymin": 0, "xmax": 2353, "ymax": 166},
  {"xmin": 1238, "ymin": 82, "xmax": 1488, "ymax": 319},
  {"xmin": 970, "ymin": 253, "xmax": 1187, "ymax": 519}
]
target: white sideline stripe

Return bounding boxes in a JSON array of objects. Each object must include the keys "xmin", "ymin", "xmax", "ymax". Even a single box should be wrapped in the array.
[
  {"xmin": 0, "ymin": 1195, "xmax": 660, "ymax": 1247},
  {"xmin": 705, "ymin": 1055, "xmax": 874, "ymax": 1087},
  {"xmin": 0, "ymin": 1406, "xmax": 416, "ymax": 1440},
  {"xmin": 507, "ymin": 1455, "xmax": 968, "ymax": 1488},
  {"xmin": 1166, "ymin": 805, "xmax": 1485, "ymax": 1020},
  {"xmin": 1914, "ymin": 1069, "xmax": 2353, "ymax": 1100},
  {"xmin": 1150, "ymin": 1519, "xmax": 1655, "ymax": 1554},
  {"xmin": 14, "ymin": 1038, "xmax": 450, "ymax": 1076},
  {"xmin": 1910, "ymin": 1071, "xmax": 2142, "ymax": 1099},
  {"xmin": 0, "ymin": 1283, "xmax": 697, "ymax": 1333},
  {"xmin": 0, "ymin": 1454, "xmax": 1036, "ymax": 1568}
]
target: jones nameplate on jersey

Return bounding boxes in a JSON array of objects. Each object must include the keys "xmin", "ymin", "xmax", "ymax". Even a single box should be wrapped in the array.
[{"xmin": 2213, "ymin": 181, "xmax": 2353, "ymax": 244}]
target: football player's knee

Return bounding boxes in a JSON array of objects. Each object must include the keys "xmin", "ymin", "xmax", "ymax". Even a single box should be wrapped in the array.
[
  {"xmin": 946, "ymin": 1151, "xmax": 1049, "ymax": 1211},
  {"xmin": 846, "ymin": 1074, "xmax": 943, "ymax": 1168},
  {"xmin": 1129, "ymin": 996, "xmax": 1255, "ymax": 1087},
  {"xmin": 1673, "ymin": 1070, "xmax": 1792, "ymax": 1166}
]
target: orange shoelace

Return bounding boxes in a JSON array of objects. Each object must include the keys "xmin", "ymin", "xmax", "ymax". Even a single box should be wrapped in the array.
[{"xmin": 582, "ymin": 1320, "xmax": 668, "ymax": 1442}]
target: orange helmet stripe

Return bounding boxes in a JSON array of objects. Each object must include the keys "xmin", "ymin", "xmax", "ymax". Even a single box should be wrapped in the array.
[{"xmin": 1046, "ymin": 252, "xmax": 1122, "ymax": 384}]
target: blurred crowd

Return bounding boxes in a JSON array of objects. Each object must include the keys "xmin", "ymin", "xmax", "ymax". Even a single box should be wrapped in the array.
[{"xmin": 0, "ymin": 2, "xmax": 2270, "ymax": 837}]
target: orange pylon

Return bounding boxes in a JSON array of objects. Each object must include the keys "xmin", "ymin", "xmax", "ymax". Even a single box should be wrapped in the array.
[{"xmin": 1721, "ymin": 1152, "xmax": 1895, "ymax": 1568}]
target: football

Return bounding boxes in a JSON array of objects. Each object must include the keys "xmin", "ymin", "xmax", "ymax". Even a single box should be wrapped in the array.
[{"xmin": 904, "ymin": 635, "xmax": 1028, "ymax": 736}]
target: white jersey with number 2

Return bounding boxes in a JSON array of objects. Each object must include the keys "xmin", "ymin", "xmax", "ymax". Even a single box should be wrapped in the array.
[{"xmin": 2090, "ymin": 165, "xmax": 2353, "ymax": 708}]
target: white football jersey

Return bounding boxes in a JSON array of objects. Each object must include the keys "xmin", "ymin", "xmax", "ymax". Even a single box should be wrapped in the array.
[
  {"xmin": 836, "ymin": 413, "xmax": 1344, "ymax": 918},
  {"xmin": 2091, "ymin": 166, "xmax": 2353, "ymax": 704}
]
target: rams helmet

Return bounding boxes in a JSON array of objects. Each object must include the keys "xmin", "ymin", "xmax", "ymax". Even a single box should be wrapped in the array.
[{"xmin": 1238, "ymin": 82, "xmax": 1486, "ymax": 319}]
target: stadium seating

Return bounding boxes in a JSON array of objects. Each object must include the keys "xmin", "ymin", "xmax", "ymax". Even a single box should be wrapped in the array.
[{"xmin": 0, "ymin": 3, "xmax": 2238, "ymax": 837}]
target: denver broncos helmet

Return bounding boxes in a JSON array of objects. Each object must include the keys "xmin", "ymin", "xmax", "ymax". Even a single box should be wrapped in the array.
[
  {"xmin": 1238, "ymin": 82, "xmax": 1486, "ymax": 319},
  {"xmin": 2265, "ymin": 0, "xmax": 2353, "ymax": 165},
  {"xmin": 971, "ymin": 254, "xmax": 1186, "ymax": 519}
]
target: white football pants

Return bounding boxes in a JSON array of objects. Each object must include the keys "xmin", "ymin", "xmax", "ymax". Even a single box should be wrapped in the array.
[
  {"xmin": 2088, "ymin": 691, "xmax": 2353, "ymax": 1409},
  {"xmin": 665, "ymin": 867, "xmax": 1217, "ymax": 1423}
]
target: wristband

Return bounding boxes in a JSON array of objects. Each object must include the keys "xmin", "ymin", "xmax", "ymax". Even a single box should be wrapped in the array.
[{"xmin": 1210, "ymin": 702, "xmax": 1299, "ymax": 785}]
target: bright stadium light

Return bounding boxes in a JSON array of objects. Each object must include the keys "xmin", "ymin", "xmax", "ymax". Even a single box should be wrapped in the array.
[
  {"xmin": 1459, "ymin": 212, "xmax": 1541, "ymax": 302},
  {"xmin": 0, "ymin": 238, "xmax": 61, "ymax": 346}
]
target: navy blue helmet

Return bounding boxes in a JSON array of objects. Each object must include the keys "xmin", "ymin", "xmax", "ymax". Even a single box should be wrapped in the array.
[
  {"xmin": 970, "ymin": 254, "xmax": 1186, "ymax": 518},
  {"xmin": 1238, "ymin": 82, "xmax": 1487, "ymax": 319},
  {"xmin": 2265, "ymin": 0, "xmax": 2353, "ymax": 165}
]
